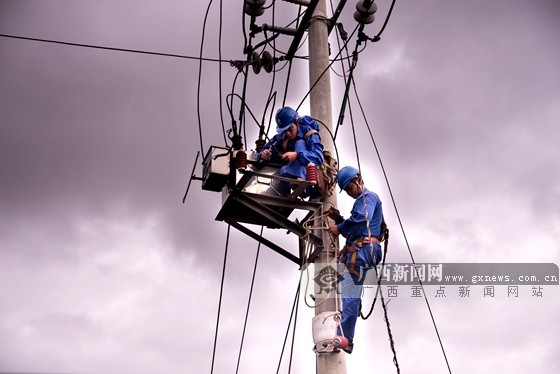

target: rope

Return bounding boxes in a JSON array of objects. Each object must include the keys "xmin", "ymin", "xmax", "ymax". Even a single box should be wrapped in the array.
[
  {"xmin": 381, "ymin": 296, "xmax": 400, "ymax": 373},
  {"xmin": 300, "ymin": 208, "xmax": 340, "ymax": 309},
  {"xmin": 298, "ymin": 207, "xmax": 347, "ymax": 347}
]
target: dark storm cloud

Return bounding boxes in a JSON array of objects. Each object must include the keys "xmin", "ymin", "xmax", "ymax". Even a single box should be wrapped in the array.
[
  {"xmin": 0, "ymin": 39, "xmax": 198, "ymax": 263},
  {"xmin": 360, "ymin": 0, "xmax": 560, "ymax": 165}
]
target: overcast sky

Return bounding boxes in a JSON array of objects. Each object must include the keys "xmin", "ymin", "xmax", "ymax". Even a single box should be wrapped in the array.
[{"xmin": 1, "ymin": 1, "xmax": 559, "ymax": 373}]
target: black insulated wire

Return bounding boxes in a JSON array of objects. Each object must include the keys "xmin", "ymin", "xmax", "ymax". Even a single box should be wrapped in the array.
[
  {"xmin": 234, "ymin": 227, "xmax": 262, "ymax": 374},
  {"xmin": 210, "ymin": 225, "xmax": 231, "ymax": 374}
]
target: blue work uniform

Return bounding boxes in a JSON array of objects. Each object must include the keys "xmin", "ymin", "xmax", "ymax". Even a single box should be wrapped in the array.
[
  {"xmin": 257, "ymin": 116, "xmax": 324, "ymax": 195},
  {"xmin": 334, "ymin": 187, "xmax": 383, "ymax": 344}
]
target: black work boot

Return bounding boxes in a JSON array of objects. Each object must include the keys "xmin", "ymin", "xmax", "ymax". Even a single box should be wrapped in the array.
[{"xmin": 343, "ymin": 342, "xmax": 354, "ymax": 354}]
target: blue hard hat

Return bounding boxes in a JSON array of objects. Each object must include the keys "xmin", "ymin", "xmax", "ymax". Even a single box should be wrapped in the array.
[
  {"xmin": 337, "ymin": 166, "xmax": 360, "ymax": 191},
  {"xmin": 275, "ymin": 106, "xmax": 298, "ymax": 133}
]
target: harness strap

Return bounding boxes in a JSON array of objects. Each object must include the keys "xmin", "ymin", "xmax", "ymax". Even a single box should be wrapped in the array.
[
  {"xmin": 348, "ymin": 250, "xmax": 362, "ymax": 280},
  {"xmin": 339, "ymin": 245, "xmax": 363, "ymax": 281},
  {"xmin": 303, "ymin": 129, "xmax": 318, "ymax": 140},
  {"xmin": 339, "ymin": 237, "xmax": 381, "ymax": 281},
  {"xmin": 354, "ymin": 236, "xmax": 380, "ymax": 247}
]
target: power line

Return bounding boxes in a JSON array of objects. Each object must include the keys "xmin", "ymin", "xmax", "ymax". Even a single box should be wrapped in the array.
[
  {"xmin": 287, "ymin": 284, "xmax": 300, "ymax": 374},
  {"xmin": 210, "ymin": 225, "xmax": 231, "ymax": 374},
  {"xmin": 276, "ymin": 282, "xmax": 301, "ymax": 374},
  {"xmin": 196, "ymin": 0, "xmax": 216, "ymax": 156},
  {"xmin": 218, "ymin": 0, "xmax": 228, "ymax": 146},
  {"xmin": 235, "ymin": 227, "xmax": 262, "ymax": 374},
  {"xmin": 373, "ymin": 0, "xmax": 398, "ymax": 40},
  {"xmin": 0, "ymin": 33, "xmax": 228, "ymax": 63}
]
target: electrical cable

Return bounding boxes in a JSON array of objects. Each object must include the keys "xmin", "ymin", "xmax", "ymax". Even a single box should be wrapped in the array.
[
  {"xmin": 334, "ymin": 53, "xmax": 357, "ymax": 142},
  {"xmin": 238, "ymin": 54, "xmax": 251, "ymax": 149},
  {"xmin": 260, "ymin": 92, "xmax": 278, "ymax": 140},
  {"xmin": 276, "ymin": 282, "xmax": 301, "ymax": 374},
  {"xmin": 328, "ymin": 9, "xmax": 353, "ymax": 73},
  {"xmin": 235, "ymin": 0, "xmax": 288, "ymax": 149},
  {"xmin": 281, "ymin": 58, "xmax": 295, "ymax": 108},
  {"xmin": 286, "ymin": 285, "xmax": 300, "ymax": 374},
  {"xmin": 210, "ymin": 224, "xmax": 231, "ymax": 374},
  {"xmin": 261, "ymin": 1, "xmax": 279, "ymax": 140},
  {"xmin": 374, "ymin": 0, "xmax": 398, "ymax": 41},
  {"xmin": 234, "ymin": 227, "xmax": 263, "ymax": 374},
  {"xmin": 218, "ymin": 0, "xmax": 228, "ymax": 146},
  {"xmin": 335, "ymin": 12, "xmax": 389, "ymax": 143},
  {"xmin": 225, "ymin": 69, "xmax": 245, "ymax": 145},
  {"xmin": 0, "ymin": 33, "xmax": 229, "ymax": 63},
  {"xmin": 196, "ymin": 0, "xmax": 215, "ymax": 156},
  {"xmin": 226, "ymin": 93, "xmax": 264, "ymax": 138},
  {"xmin": 313, "ymin": 118, "xmax": 341, "ymax": 170},
  {"xmin": 241, "ymin": 0, "xmax": 249, "ymax": 52}
]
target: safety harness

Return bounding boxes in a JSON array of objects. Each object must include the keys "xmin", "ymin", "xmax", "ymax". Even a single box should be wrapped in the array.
[{"xmin": 338, "ymin": 218, "xmax": 388, "ymax": 281}]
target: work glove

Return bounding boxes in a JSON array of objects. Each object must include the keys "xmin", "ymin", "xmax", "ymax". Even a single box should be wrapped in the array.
[{"xmin": 326, "ymin": 207, "xmax": 342, "ymax": 222}]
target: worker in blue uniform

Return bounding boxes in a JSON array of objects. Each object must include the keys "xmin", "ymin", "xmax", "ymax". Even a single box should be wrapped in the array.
[
  {"xmin": 257, "ymin": 106, "xmax": 324, "ymax": 197},
  {"xmin": 327, "ymin": 166, "xmax": 383, "ymax": 354}
]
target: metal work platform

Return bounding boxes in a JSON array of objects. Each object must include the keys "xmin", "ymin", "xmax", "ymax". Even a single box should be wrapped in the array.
[{"xmin": 201, "ymin": 146, "xmax": 324, "ymax": 267}]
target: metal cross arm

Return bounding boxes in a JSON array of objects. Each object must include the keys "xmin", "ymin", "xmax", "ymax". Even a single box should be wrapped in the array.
[{"xmin": 229, "ymin": 191, "xmax": 323, "ymax": 247}]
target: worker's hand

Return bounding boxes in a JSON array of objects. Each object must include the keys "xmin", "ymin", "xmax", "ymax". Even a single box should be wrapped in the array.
[
  {"xmin": 281, "ymin": 151, "xmax": 297, "ymax": 163},
  {"xmin": 260, "ymin": 149, "xmax": 272, "ymax": 160},
  {"xmin": 327, "ymin": 225, "xmax": 340, "ymax": 237},
  {"xmin": 326, "ymin": 207, "xmax": 341, "ymax": 221}
]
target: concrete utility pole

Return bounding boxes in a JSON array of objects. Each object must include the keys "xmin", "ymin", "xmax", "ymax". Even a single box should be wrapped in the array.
[{"xmin": 308, "ymin": 0, "xmax": 346, "ymax": 373}]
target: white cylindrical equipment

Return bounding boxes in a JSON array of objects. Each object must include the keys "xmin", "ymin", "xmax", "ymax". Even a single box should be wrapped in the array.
[{"xmin": 312, "ymin": 312, "xmax": 337, "ymax": 344}]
